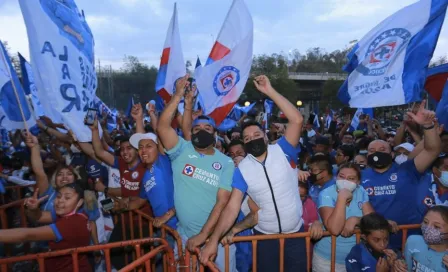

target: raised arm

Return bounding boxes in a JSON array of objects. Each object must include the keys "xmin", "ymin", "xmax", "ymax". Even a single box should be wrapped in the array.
[
  {"xmin": 0, "ymin": 226, "xmax": 56, "ymax": 243},
  {"xmin": 90, "ymin": 119, "xmax": 115, "ymax": 166},
  {"xmin": 253, "ymin": 75, "xmax": 303, "ymax": 146},
  {"xmin": 319, "ymin": 189, "xmax": 352, "ymax": 236},
  {"xmin": 24, "ymin": 133, "xmax": 49, "ymax": 194},
  {"xmin": 181, "ymin": 85, "xmax": 196, "ymax": 141},
  {"xmin": 407, "ymin": 101, "xmax": 442, "ymax": 173},
  {"xmin": 131, "ymin": 103, "xmax": 145, "ymax": 134},
  {"xmin": 37, "ymin": 119, "xmax": 72, "ymax": 144},
  {"xmin": 157, "ymin": 75, "xmax": 189, "ymax": 150}
]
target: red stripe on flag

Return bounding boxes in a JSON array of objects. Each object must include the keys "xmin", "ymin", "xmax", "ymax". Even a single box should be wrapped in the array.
[
  {"xmin": 425, "ymin": 72, "xmax": 448, "ymax": 102},
  {"xmin": 208, "ymin": 42, "xmax": 231, "ymax": 62},
  {"xmin": 158, "ymin": 88, "xmax": 172, "ymax": 104},
  {"xmin": 209, "ymin": 101, "xmax": 237, "ymax": 126},
  {"xmin": 160, "ymin": 48, "xmax": 171, "ymax": 66}
]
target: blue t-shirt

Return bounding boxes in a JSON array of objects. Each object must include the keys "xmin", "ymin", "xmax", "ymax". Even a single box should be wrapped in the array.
[
  {"xmin": 309, "ymin": 178, "xmax": 336, "ymax": 205},
  {"xmin": 346, "ymin": 243, "xmax": 379, "ymax": 272},
  {"xmin": 361, "ymin": 160, "xmax": 424, "ymax": 249},
  {"xmin": 231, "ymin": 137, "xmax": 300, "ymax": 193},
  {"xmin": 86, "ymin": 159, "xmax": 109, "ymax": 186},
  {"xmin": 314, "ymin": 184, "xmax": 369, "ymax": 264},
  {"xmin": 405, "ymin": 235, "xmax": 448, "ymax": 272},
  {"xmin": 138, "ymin": 154, "xmax": 178, "ymax": 229}
]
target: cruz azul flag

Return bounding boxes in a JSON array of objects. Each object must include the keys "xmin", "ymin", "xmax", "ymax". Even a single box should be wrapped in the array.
[
  {"xmin": 435, "ymin": 80, "xmax": 448, "ymax": 129},
  {"xmin": 0, "ymin": 41, "xmax": 36, "ymax": 131},
  {"xmin": 18, "ymin": 54, "xmax": 45, "ymax": 117},
  {"xmin": 19, "ymin": 0, "xmax": 100, "ymax": 142},
  {"xmin": 155, "ymin": 3, "xmax": 185, "ymax": 105},
  {"xmin": 262, "ymin": 99, "xmax": 274, "ymax": 130},
  {"xmin": 195, "ymin": 0, "xmax": 253, "ymax": 125},
  {"xmin": 338, "ymin": 0, "xmax": 448, "ymax": 108}
]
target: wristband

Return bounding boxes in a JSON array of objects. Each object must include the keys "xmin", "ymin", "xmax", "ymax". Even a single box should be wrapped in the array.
[{"xmin": 422, "ymin": 123, "xmax": 435, "ymax": 130}]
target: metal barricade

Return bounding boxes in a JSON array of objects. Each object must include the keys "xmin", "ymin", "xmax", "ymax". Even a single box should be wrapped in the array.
[
  {"xmin": 0, "ymin": 238, "xmax": 173, "ymax": 272},
  {"xmin": 204, "ymin": 224, "xmax": 420, "ymax": 272},
  {"xmin": 0, "ymin": 199, "xmax": 27, "ymax": 257},
  {"xmin": 0, "ymin": 185, "xmax": 34, "ymax": 205}
]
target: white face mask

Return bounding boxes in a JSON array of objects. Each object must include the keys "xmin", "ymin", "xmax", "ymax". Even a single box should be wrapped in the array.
[
  {"xmin": 336, "ymin": 179, "xmax": 358, "ymax": 192},
  {"xmin": 394, "ymin": 154, "xmax": 408, "ymax": 165},
  {"xmin": 439, "ymin": 170, "xmax": 448, "ymax": 187}
]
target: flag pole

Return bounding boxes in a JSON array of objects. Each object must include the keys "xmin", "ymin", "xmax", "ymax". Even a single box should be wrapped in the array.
[{"xmin": 0, "ymin": 50, "xmax": 29, "ymax": 132}]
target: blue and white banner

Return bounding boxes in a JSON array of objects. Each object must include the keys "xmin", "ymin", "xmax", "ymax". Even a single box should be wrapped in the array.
[
  {"xmin": 0, "ymin": 41, "xmax": 36, "ymax": 131},
  {"xmin": 263, "ymin": 99, "xmax": 274, "ymax": 130},
  {"xmin": 313, "ymin": 112, "xmax": 320, "ymax": 128},
  {"xmin": 338, "ymin": 0, "xmax": 448, "ymax": 108},
  {"xmin": 325, "ymin": 109, "xmax": 334, "ymax": 129},
  {"xmin": 435, "ymin": 80, "xmax": 448, "ymax": 130},
  {"xmin": 19, "ymin": 0, "xmax": 100, "ymax": 142},
  {"xmin": 18, "ymin": 54, "xmax": 45, "ymax": 117}
]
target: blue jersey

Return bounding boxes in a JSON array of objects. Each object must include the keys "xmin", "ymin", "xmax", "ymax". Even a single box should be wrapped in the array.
[
  {"xmin": 308, "ymin": 178, "xmax": 335, "ymax": 205},
  {"xmin": 346, "ymin": 243, "xmax": 378, "ymax": 272},
  {"xmin": 405, "ymin": 235, "xmax": 448, "ymax": 272},
  {"xmin": 235, "ymin": 211, "xmax": 252, "ymax": 272},
  {"xmin": 361, "ymin": 160, "xmax": 423, "ymax": 249},
  {"xmin": 139, "ymin": 154, "xmax": 178, "ymax": 229}
]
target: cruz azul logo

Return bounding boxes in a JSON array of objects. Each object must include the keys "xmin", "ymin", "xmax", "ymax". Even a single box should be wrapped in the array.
[
  {"xmin": 182, "ymin": 164, "xmax": 220, "ymax": 187},
  {"xmin": 183, "ymin": 164, "xmax": 196, "ymax": 177},
  {"xmin": 357, "ymin": 28, "xmax": 411, "ymax": 76},
  {"xmin": 213, "ymin": 66, "xmax": 240, "ymax": 96}
]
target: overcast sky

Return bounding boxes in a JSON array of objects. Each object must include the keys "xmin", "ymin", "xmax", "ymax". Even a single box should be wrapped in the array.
[{"xmin": 1, "ymin": 0, "xmax": 447, "ymax": 69}]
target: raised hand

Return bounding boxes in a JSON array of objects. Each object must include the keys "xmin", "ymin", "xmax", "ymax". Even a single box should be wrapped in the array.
[
  {"xmin": 175, "ymin": 74, "xmax": 190, "ymax": 97},
  {"xmin": 253, "ymin": 75, "xmax": 273, "ymax": 94},
  {"xmin": 24, "ymin": 188, "xmax": 49, "ymax": 211},
  {"xmin": 407, "ymin": 100, "xmax": 435, "ymax": 126},
  {"xmin": 24, "ymin": 131, "xmax": 39, "ymax": 149},
  {"xmin": 131, "ymin": 103, "xmax": 143, "ymax": 121}
]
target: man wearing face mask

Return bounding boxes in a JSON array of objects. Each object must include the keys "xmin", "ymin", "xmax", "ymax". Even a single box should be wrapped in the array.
[
  {"xmin": 361, "ymin": 101, "xmax": 441, "ymax": 250},
  {"xmin": 200, "ymin": 75, "xmax": 307, "ymax": 271},
  {"xmin": 393, "ymin": 142, "xmax": 414, "ymax": 165},
  {"xmin": 308, "ymin": 154, "xmax": 336, "ymax": 204},
  {"xmin": 157, "ymin": 75, "xmax": 236, "ymax": 271}
]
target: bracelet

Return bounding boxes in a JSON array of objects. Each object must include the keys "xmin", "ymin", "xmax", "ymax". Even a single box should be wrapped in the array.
[
  {"xmin": 422, "ymin": 123, "xmax": 435, "ymax": 130},
  {"xmin": 184, "ymin": 108, "xmax": 193, "ymax": 111}
]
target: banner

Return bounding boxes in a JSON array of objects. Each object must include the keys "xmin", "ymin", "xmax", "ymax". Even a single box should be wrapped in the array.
[
  {"xmin": 425, "ymin": 63, "xmax": 448, "ymax": 102},
  {"xmin": 195, "ymin": 0, "xmax": 253, "ymax": 125},
  {"xmin": 0, "ymin": 41, "xmax": 36, "ymax": 131},
  {"xmin": 338, "ymin": 0, "xmax": 448, "ymax": 108},
  {"xmin": 18, "ymin": 54, "xmax": 45, "ymax": 117},
  {"xmin": 155, "ymin": 3, "xmax": 185, "ymax": 105},
  {"xmin": 19, "ymin": 0, "xmax": 100, "ymax": 142}
]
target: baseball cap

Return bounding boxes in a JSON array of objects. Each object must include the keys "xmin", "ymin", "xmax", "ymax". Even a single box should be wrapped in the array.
[
  {"xmin": 315, "ymin": 136, "xmax": 330, "ymax": 146},
  {"xmin": 394, "ymin": 142, "xmax": 414, "ymax": 152},
  {"xmin": 129, "ymin": 133, "xmax": 158, "ymax": 149},
  {"xmin": 192, "ymin": 115, "xmax": 216, "ymax": 129}
]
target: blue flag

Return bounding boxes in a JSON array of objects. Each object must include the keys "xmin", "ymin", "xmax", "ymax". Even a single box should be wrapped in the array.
[
  {"xmin": 436, "ymin": 80, "xmax": 448, "ymax": 130},
  {"xmin": 0, "ymin": 41, "xmax": 36, "ymax": 131},
  {"xmin": 18, "ymin": 54, "xmax": 45, "ymax": 117},
  {"xmin": 338, "ymin": 0, "xmax": 448, "ymax": 108},
  {"xmin": 126, "ymin": 96, "xmax": 135, "ymax": 118},
  {"xmin": 351, "ymin": 108, "xmax": 374, "ymax": 131},
  {"xmin": 195, "ymin": 57, "xmax": 202, "ymax": 69}
]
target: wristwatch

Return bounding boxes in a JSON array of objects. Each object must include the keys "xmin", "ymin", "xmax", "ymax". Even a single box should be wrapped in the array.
[{"xmin": 422, "ymin": 123, "xmax": 435, "ymax": 130}]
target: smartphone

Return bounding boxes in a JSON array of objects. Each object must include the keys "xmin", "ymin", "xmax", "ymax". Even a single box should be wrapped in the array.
[
  {"xmin": 84, "ymin": 108, "xmax": 98, "ymax": 126},
  {"xmin": 100, "ymin": 198, "xmax": 114, "ymax": 211}
]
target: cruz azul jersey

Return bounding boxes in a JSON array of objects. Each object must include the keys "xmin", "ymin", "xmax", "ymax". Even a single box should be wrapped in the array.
[
  {"xmin": 114, "ymin": 157, "xmax": 146, "ymax": 197},
  {"xmin": 405, "ymin": 235, "xmax": 448, "ymax": 272},
  {"xmin": 166, "ymin": 137, "xmax": 234, "ymax": 238}
]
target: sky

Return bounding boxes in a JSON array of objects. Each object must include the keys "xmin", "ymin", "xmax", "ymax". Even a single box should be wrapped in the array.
[{"xmin": 0, "ymin": 0, "xmax": 447, "ymax": 70}]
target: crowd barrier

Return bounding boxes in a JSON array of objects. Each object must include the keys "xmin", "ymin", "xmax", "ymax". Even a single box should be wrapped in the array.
[
  {"xmin": 0, "ymin": 238, "xmax": 172, "ymax": 272},
  {"xmin": 211, "ymin": 224, "xmax": 421, "ymax": 272},
  {"xmin": 0, "ymin": 185, "xmax": 34, "ymax": 205},
  {"xmin": 0, "ymin": 198, "xmax": 422, "ymax": 272},
  {"xmin": 0, "ymin": 199, "xmax": 27, "ymax": 257}
]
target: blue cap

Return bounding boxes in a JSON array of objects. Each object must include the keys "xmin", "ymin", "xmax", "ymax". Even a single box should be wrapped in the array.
[{"xmin": 192, "ymin": 115, "xmax": 216, "ymax": 129}]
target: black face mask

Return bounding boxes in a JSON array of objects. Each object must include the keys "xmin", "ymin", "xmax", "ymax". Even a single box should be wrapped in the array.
[
  {"xmin": 191, "ymin": 130, "xmax": 215, "ymax": 149},
  {"xmin": 356, "ymin": 164, "xmax": 367, "ymax": 170},
  {"xmin": 244, "ymin": 138, "xmax": 267, "ymax": 157},
  {"xmin": 368, "ymin": 152, "xmax": 393, "ymax": 169},
  {"xmin": 308, "ymin": 170, "xmax": 323, "ymax": 184}
]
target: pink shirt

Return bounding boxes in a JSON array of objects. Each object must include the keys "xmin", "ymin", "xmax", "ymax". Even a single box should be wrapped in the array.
[{"xmin": 302, "ymin": 197, "xmax": 319, "ymax": 231}]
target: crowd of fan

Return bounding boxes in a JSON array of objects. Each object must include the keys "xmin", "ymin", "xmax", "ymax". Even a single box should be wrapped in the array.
[{"xmin": 0, "ymin": 74, "xmax": 448, "ymax": 272}]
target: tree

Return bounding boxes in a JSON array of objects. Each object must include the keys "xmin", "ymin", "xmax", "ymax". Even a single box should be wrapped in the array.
[{"xmin": 430, "ymin": 55, "xmax": 448, "ymax": 67}]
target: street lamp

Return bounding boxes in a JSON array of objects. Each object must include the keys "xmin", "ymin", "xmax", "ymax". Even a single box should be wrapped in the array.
[
  {"xmin": 244, "ymin": 101, "xmax": 250, "ymax": 107},
  {"xmin": 296, "ymin": 100, "xmax": 303, "ymax": 107}
]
